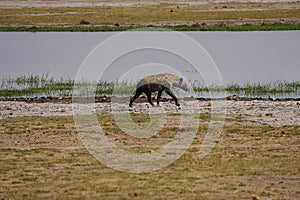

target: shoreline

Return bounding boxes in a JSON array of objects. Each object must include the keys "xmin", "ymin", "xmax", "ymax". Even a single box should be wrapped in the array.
[
  {"xmin": 0, "ymin": 95, "xmax": 299, "ymax": 104},
  {"xmin": 1, "ymin": 23, "xmax": 300, "ymax": 32},
  {"xmin": 1, "ymin": 96, "xmax": 299, "ymax": 127}
]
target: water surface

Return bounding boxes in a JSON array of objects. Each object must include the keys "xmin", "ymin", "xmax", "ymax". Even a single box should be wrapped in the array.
[{"xmin": 0, "ymin": 31, "xmax": 299, "ymax": 85}]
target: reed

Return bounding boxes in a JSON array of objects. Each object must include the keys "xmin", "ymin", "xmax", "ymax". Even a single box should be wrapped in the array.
[
  {"xmin": 193, "ymin": 80, "xmax": 300, "ymax": 97},
  {"xmin": 0, "ymin": 73, "xmax": 74, "ymax": 97}
]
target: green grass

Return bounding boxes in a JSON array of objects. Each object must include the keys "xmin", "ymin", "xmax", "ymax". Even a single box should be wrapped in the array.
[
  {"xmin": 193, "ymin": 81, "xmax": 300, "ymax": 97},
  {"xmin": 171, "ymin": 23, "xmax": 300, "ymax": 31},
  {"xmin": 0, "ymin": 73, "xmax": 75, "ymax": 97},
  {"xmin": 0, "ymin": 74, "xmax": 299, "ymax": 97},
  {"xmin": 0, "ymin": 74, "xmax": 114, "ymax": 97}
]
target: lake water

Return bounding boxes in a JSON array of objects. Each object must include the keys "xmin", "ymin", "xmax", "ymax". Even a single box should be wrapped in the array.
[{"xmin": 0, "ymin": 31, "xmax": 299, "ymax": 86}]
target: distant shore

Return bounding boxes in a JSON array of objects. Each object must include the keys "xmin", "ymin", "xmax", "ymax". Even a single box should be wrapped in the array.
[
  {"xmin": 0, "ymin": 0, "xmax": 299, "ymax": 31},
  {"xmin": 0, "ymin": 0, "xmax": 298, "ymax": 8}
]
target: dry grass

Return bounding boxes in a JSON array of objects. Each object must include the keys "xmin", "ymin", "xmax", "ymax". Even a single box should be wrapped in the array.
[
  {"xmin": 0, "ymin": 2, "xmax": 299, "ymax": 27},
  {"xmin": 0, "ymin": 114, "xmax": 299, "ymax": 199}
]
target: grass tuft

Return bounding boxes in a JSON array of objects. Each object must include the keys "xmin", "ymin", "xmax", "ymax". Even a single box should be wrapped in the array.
[{"xmin": 193, "ymin": 80, "xmax": 300, "ymax": 97}]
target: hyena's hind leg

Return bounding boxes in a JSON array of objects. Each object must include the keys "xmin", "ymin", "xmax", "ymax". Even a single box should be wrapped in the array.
[
  {"xmin": 156, "ymin": 89, "xmax": 164, "ymax": 106},
  {"xmin": 145, "ymin": 91, "xmax": 154, "ymax": 107},
  {"xmin": 129, "ymin": 87, "xmax": 143, "ymax": 107}
]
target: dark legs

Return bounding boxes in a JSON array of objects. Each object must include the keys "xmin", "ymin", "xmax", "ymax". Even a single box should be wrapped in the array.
[
  {"xmin": 129, "ymin": 88, "xmax": 142, "ymax": 107},
  {"xmin": 129, "ymin": 88, "xmax": 154, "ymax": 107},
  {"xmin": 165, "ymin": 89, "xmax": 180, "ymax": 106},
  {"xmin": 156, "ymin": 89, "xmax": 163, "ymax": 106},
  {"xmin": 130, "ymin": 88, "xmax": 180, "ymax": 107},
  {"xmin": 146, "ymin": 91, "xmax": 154, "ymax": 106}
]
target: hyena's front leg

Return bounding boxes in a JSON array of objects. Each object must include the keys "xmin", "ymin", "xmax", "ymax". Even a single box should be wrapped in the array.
[
  {"xmin": 129, "ymin": 88, "xmax": 143, "ymax": 107},
  {"xmin": 165, "ymin": 89, "xmax": 180, "ymax": 106}
]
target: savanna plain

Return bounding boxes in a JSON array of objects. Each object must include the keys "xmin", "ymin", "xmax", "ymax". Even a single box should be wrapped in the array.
[
  {"xmin": 0, "ymin": 98, "xmax": 299, "ymax": 199},
  {"xmin": 0, "ymin": 0, "xmax": 300, "ymax": 199}
]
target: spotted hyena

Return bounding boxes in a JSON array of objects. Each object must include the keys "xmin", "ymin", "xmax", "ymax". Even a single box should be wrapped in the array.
[{"xmin": 129, "ymin": 73, "xmax": 188, "ymax": 107}]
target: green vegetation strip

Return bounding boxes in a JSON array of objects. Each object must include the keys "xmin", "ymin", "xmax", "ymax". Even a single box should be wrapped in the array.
[
  {"xmin": 1, "ymin": 74, "xmax": 299, "ymax": 97},
  {"xmin": 193, "ymin": 81, "xmax": 300, "ymax": 96}
]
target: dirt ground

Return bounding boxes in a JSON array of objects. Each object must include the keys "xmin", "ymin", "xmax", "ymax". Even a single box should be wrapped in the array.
[{"xmin": 1, "ymin": 98, "xmax": 299, "ymax": 126}]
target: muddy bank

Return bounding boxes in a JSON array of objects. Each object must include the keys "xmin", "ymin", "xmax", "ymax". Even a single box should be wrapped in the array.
[{"xmin": 0, "ymin": 95, "xmax": 299, "ymax": 104}]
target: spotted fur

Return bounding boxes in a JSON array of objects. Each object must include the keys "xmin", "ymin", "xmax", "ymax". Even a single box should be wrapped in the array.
[{"xmin": 129, "ymin": 73, "xmax": 188, "ymax": 107}]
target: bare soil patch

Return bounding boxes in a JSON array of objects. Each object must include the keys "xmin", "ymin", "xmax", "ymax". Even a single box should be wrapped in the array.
[{"xmin": 1, "ymin": 97, "xmax": 299, "ymax": 126}]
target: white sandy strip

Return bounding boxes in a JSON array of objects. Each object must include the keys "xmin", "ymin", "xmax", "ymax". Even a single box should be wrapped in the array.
[{"xmin": 0, "ymin": 100, "xmax": 299, "ymax": 126}]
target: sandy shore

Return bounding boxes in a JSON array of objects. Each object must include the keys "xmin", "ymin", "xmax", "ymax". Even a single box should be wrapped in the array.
[{"xmin": 1, "ymin": 99, "xmax": 299, "ymax": 126}]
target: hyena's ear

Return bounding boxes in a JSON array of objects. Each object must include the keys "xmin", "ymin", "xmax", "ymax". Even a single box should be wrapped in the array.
[{"xmin": 179, "ymin": 78, "xmax": 183, "ymax": 83}]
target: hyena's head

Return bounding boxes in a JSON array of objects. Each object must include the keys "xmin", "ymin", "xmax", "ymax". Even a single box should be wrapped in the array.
[{"xmin": 174, "ymin": 77, "xmax": 189, "ymax": 91}]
